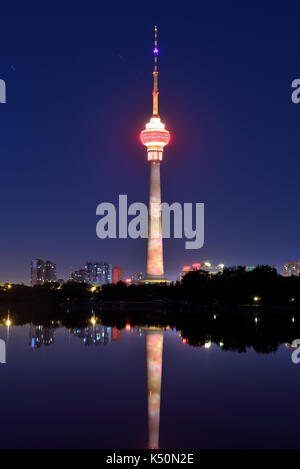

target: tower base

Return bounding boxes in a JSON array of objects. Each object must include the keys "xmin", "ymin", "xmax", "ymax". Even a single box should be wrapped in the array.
[{"xmin": 140, "ymin": 275, "xmax": 172, "ymax": 285}]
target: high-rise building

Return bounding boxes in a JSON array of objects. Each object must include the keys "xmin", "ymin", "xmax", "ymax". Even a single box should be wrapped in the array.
[
  {"xmin": 140, "ymin": 27, "xmax": 170, "ymax": 284},
  {"xmin": 83, "ymin": 261, "xmax": 112, "ymax": 285},
  {"xmin": 283, "ymin": 260, "xmax": 300, "ymax": 277},
  {"xmin": 71, "ymin": 269, "xmax": 87, "ymax": 283},
  {"xmin": 43, "ymin": 260, "xmax": 57, "ymax": 283},
  {"xmin": 112, "ymin": 266, "xmax": 123, "ymax": 283},
  {"xmin": 31, "ymin": 259, "xmax": 57, "ymax": 285},
  {"xmin": 102, "ymin": 262, "xmax": 112, "ymax": 284},
  {"xmin": 31, "ymin": 259, "xmax": 44, "ymax": 286},
  {"xmin": 85, "ymin": 262, "xmax": 103, "ymax": 284}
]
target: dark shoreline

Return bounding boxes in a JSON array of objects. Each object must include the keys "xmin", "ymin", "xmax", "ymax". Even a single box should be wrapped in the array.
[
  {"xmin": 2, "ymin": 298, "xmax": 300, "ymax": 315},
  {"xmin": 1, "ymin": 300, "xmax": 299, "ymax": 353}
]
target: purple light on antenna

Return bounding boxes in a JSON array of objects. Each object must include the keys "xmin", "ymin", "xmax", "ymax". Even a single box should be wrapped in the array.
[{"xmin": 153, "ymin": 48, "xmax": 159, "ymax": 54}]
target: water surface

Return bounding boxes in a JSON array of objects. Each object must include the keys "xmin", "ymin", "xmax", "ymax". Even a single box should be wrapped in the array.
[{"xmin": 0, "ymin": 323, "xmax": 299, "ymax": 449}]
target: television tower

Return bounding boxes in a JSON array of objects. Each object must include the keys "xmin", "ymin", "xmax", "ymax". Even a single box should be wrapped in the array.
[{"xmin": 140, "ymin": 27, "xmax": 170, "ymax": 283}]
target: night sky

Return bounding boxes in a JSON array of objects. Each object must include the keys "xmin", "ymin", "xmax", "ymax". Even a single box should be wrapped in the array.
[{"xmin": 1, "ymin": 2, "xmax": 299, "ymax": 283}]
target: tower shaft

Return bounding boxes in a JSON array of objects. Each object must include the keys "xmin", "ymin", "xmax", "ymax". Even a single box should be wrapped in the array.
[{"xmin": 146, "ymin": 161, "xmax": 163, "ymax": 278}]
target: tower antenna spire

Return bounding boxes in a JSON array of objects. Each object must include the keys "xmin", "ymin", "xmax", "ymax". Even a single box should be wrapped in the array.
[{"xmin": 153, "ymin": 25, "xmax": 159, "ymax": 116}]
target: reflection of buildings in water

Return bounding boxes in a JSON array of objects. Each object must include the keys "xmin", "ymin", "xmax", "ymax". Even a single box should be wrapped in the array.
[
  {"xmin": 29, "ymin": 324, "xmax": 55, "ymax": 348},
  {"xmin": 145, "ymin": 328, "xmax": 164, "ymax": 450},
  {"xmin": 129, "ymin": 326, "xmax": 143, "ymax": 337},
  {"xmin": 111, "ymin": 327, "xmax": 123, "ymax": 342},
  {"xmin": 283, "ymin": 342, "xmax": 298, "ymax": 351},
  {"xmin": 72, "ymin": 326, "xmax": 112, "ymax": 346},
  {"xmin": 134, "ymin": 327, "xmax": 143, "ymax": 337}
]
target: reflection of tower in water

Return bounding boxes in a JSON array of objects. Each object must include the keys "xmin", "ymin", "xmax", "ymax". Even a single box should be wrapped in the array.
[{"xmin": 145, "ymin": 329, "xmax": 164, "ymax": 449}]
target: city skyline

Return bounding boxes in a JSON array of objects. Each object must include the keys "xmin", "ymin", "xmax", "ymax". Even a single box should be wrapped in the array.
[
  {"xmin": 1, "ymin": 256, "xmax": 297, "ymax": 286},
  {"xmin": 1, "ymin": 4, "xmax": 300, "ymax": 283}
]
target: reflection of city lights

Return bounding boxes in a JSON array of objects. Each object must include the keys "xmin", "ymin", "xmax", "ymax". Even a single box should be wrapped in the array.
[{"xmin": 204, "ymin": 341, "xmax": 211, "ymax": 349}]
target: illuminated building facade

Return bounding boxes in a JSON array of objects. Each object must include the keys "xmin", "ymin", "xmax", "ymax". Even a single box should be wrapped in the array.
[
  {"xmin": 29, "ymin": 324, "xmax": 55, "ymax": 348},
  {"xmin": 72, "ymin": 261, "xmax": 113, "ymax": 284},
  {"xmin": 72, "ymin": 326, "xmax": 112, "ymax": 345},
  {"xmin": 31, "ymin": 259, "xmax": 44, "ymax": 286},
  {"xmin": 85, "ymin": 262, "xmax": 100, "ymax": 283},
  {"xmin": 145, "ymin": 329, "xmax": 164, "ymax": 449},
  {"xmin": 31, "ymin": 258, "xmax": 57, "ymax": 286},
  {"xmin": 102, "ymin": 262, "xmax": 112, "ymax": 284},
  {"xmin": 71, "ymin": 269, "xmax": 87, "ymax": 283},
  {"xmin": 283, "ymin": 260, "xmax": 300, "ymax": 277},
  {"xmin": 140, "ymin": 27, "xmax": 170, "ymax": 283},
  {"xmin": 131, "ymin": 271, "xmax": 144, "ymax": 284},
  {"xmin": 180, "ymin": 262, "xmax": 225, "ymax": 280},
  {"xmin": 112, "ymin": 266, "xmax": 123, "ymax": 283},
  {"xmin": 43, "ymin": 260, "xmax": 57, "ymax": 283}
]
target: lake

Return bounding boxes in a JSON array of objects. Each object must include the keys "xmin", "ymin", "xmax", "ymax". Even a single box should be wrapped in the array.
[{"xmin": 0, "ymin": 320, "xmax": 299, "ymax": 449}]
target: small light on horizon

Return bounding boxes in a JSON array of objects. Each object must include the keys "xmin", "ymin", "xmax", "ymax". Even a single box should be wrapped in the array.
[
  {"xmin": 5, "ymin": 318, "xmax": 12, "ymax": 327},
  {"xmin": 90, "ymin": 317, "xmax": 96, "ymax": 326}
]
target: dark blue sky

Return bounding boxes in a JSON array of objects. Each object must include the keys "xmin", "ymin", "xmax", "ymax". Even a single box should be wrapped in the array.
[{"xmin": 0, "ymin": 1, "xmax": 299, "ymax": 283}]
